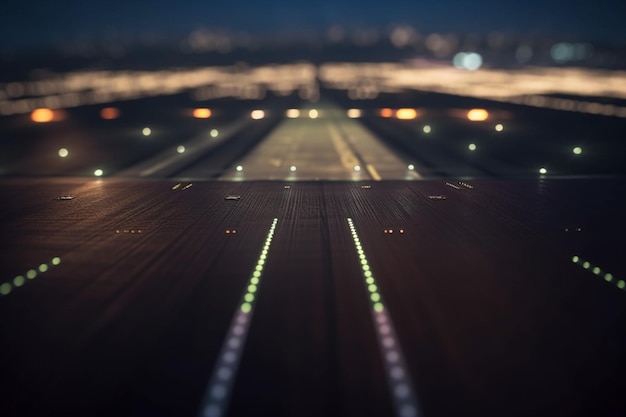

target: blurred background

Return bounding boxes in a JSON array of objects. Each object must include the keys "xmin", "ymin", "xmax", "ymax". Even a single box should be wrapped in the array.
[{"xmin": 2, "ymin": 0, "xmax": 626, "ymax": 179}]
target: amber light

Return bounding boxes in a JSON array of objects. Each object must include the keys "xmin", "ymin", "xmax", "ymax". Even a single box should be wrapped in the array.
[
  {"xmin": 100, "ymin": 107, "xmax": 120, "ymax": 120},
  {"xmin": 395, "ymin": 108, "xmax": 418, "ymax": 120},
  {"xmin": 380, "ymin": 108, "xmax": 393, "ymax": 118},
  {"xmin": 31, "ymin": 108, "xmax": 54, "ymax": 123},
  {"xmin": 467, "ymin": 108, "xmax": 489, "ymax": 121},
  {"xmin": 193, "ymin": 108, "xmax": 212, "ymax": 118}
]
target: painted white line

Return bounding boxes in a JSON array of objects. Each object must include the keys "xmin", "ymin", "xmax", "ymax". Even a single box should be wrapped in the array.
[
  {"xmin": 196, "ymin": 218, "xmax": 278, "ymax": 417},
  {"xmin": 347, "ymin": 218, "xmax": 422, "ymax": 417}
]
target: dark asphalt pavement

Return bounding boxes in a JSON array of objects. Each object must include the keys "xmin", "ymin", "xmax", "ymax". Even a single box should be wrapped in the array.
[{"xmin": 0, "ymin": 178, "xmax": 625, "ymax": 417}]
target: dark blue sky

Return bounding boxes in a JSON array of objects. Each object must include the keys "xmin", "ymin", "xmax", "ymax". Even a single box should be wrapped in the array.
[{"xmin": 4, "ymin": 0, "xmax": 626, "ymax": 47}]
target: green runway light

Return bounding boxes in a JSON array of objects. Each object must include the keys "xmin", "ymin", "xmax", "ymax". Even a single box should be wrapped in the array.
[
  {"xmin": 255, "ymin": 265, "xmax": 263, "ymax": 272},
  {"xmin": 361, "ymin": 260, "xmax": 368, "ymax": 266},
  {"xmin": 247, "ymin": 285, "xmax": 257, "ymax": 293},
  {"xmin": 362, "ymin": 265, "xmax": 370, "ymax": 271},
  {"xmin": 618, "ymin": 281, "xmax": 625, "ymax": 290},
  {"xmin": 26, "ymin": 269, "xmax": 37, "ymax": 279},
  {"xmin": 244, "ymin": 293, "xmax": 255, "ymax": 302},
  {"xmin": 592, "ymin": 267, "xmax": 601, "ymax": 275},
  {"xmin": 605, "ymin": 273, "xmax": 613, "ymax": 282},
  {"xmin": 250, "ymin": 277, "xmax": 259, "ymax": 285},
  {"xmin": 371, "ymin": 293, "xmax": 381, "ymax": 302},
  {"xmin": 0, "ymin": 283, "xmax": 11, "ymax": 295},
  {"xmin": 364, "ymin": 271, "xmax": 372, "ymax": 278},
  {"xmin": 366, "ymin": 277, "xmax": 375, "ymax": 285},
  {"xmin": 39, "ymin": 264, "xmax": 48, "ymax": 273},
  {"xmin": 13, "ymin": 276, "xmax": 25, "ymax": 287},
  {"xmin": 374, "ymin": 303, "xmax": 384, "ymax": 312},
  {"xmin": 253, "ymin": 271, "xmax": 261, "ymax": 278},
  {"xmin": 572, "ymin": 256, "xmax": 579, "ymax": 263},
  {"xmin": 368, "ymin": 284, "xmax": 378, "ymax": 293},
  {"xmin": 582, "ymin": 262, "xmax": 590, "ymax": 269},
  {"xmin": 241, "ymin": 303, "xmax": 252, "ymax": 313},
  {"xmin": 52, "ymin": 257, "xmax": 61, "ymax": 265}
]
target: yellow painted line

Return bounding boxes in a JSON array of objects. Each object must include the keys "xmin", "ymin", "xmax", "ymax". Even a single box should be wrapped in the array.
[
  {"xmin": 327, "ymin": 124, "xmax": 363, "ymax": 176},
  {"xmin": 366, "ymin": 164, "xmax": 382, "ymax": 181}
]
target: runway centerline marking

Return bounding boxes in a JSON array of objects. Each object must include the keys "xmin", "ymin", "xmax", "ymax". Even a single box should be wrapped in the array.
[
  {"xmin": 196, "ymin": 218, "xmax": 278, "ymax": 417},
  {"xmin": 346, "ymin": 218, "xmax": 422, "ymax": 417}
]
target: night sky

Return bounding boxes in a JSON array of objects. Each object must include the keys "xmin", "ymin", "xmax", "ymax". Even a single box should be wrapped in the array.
[{"xmin": 3, "ymin": 0, "xmax": 626, "ymax": 48}]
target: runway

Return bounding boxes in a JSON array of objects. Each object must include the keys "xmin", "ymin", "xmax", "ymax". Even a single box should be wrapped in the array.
[{"xmin": 0, "ymin": 178, "xmax": 625, "ymax": 417}]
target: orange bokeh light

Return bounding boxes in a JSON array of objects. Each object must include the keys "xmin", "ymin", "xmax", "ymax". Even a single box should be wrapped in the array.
[
  {"xmin": 395, "ymin": 108, "xmax": 418, "ymax": 120},
  {"xmin": 31, "ymin": 108, "xmax": 54, "ymax": 123},
  {"xmin": 380, "ymin": 108, "xmax": 393, "ymax": 118},
  {"xmin": 100, "ymin": 107, "xmax": 120, "ymax": 120},
  {"xmin": 193, "ymin": 108, "xmax": 212, "ymax": 119},
  {"xmin": 467, "ymin": 108, "xmax": 489, "ymax": 121}
]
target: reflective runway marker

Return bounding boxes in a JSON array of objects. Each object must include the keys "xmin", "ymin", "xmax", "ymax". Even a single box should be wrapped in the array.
[
  {"xmin": 197, "ymin": 219, "xmax": 278, "ymax": 417},
  {"xmin": 572, "ymin": 255, "xmax": 625, "ymax": 291},
  {"xmin": 172, "ymin": 183, "xmax": 181, "ymax": 190},
  {"xmin": 1, "ymin": 257, "xmax": 62, "ymax": 297},
  {"xmin": 445, "ymin": 182, "xmax": 461, "ymax": 190},
  {"xmin": 182, "ymin": 183, "xmax": 193, "ymax": 190},
  {"xmin": 347, "ymin": 218, "xmax": 422, "ymax": 417}
]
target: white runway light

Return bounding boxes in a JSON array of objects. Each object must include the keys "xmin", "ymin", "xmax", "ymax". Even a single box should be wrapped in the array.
[
  {"xmin": 290, "ymin": 165, "xmax": 297, "ymax": 172},
  {"xmin": 251, "ymin": 110, "xmax": 265, "ymax": 120},
  {"xmin": 346, "ymin": 218, "xmax": 422, "ymax": 417},
  {"xmin": 58, "ymin": 148, "xmax": 69, "ymax": 158},
  {"xmin": 196, "ymin": 219, "xmax": 278, "ymax": 417},
  {"xmin": 142, "ymin": 127, "xmax": 151, "ymax": 136}
]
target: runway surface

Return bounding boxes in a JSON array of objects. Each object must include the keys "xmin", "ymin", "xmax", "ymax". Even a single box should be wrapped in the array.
[{"xmin": 1, "ymin": 178, "xmax": 625, "ymax": 417}]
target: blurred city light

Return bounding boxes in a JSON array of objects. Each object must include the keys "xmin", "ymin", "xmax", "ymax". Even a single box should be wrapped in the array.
[
  {"xmin": 177, "ymin": 145, "xmax": 186, "ymax": 154},
  {"xmin": 236, "ymin": 165, "xmax": 243, "ymax": 172},
  {"xmin": 58, "ymin": 148, "xmax": 69, "ymax": 158},
  {"xmin": 495, "ymin": 123, "xmax": 504, "ymax": 132},
  {"xmin": 210, "ymin": 129, "xmax": 219, "ymax": 137},
  {"xmin": 468, "ymin": 143, "xmax": 477, "ymax": 151},
  {"xmin": 380, "ymin": 108, "xmax": 393, "ymax": 118},
  {"xmin": 453, "ymin": 52, "xmax": 483, "ymax": 70},
  {"xmin": 573, "ymin": 146, "xmax": 583, "ymax": 155},
  {"xmin": 142, "ymin": 127, "xmax": 152, "ymax": 136},
  {"xmin": 422, "ymin": 125, "xmax": 432, "ymax": 134},
  {"xmin": 309, "ymin": 109, "xmax": 319, "ymax": 119},
  {"xmin": 94, "ymin": 169, "xmax": 104, "ymax": 176}
]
